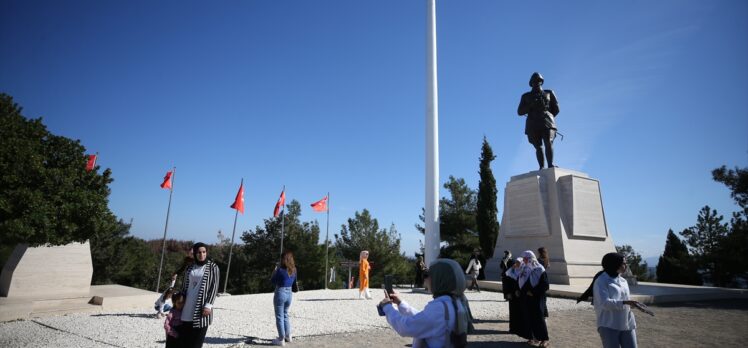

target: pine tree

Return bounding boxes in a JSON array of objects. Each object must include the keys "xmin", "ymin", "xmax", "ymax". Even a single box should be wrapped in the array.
[
  {"xmin": 335, "ymin": 209, "xmax": 411, "ymax": 287},
  {"xmin": 476, "ymin": 136, "xmax": 499, "ymax": 259},
  {"xmin": 656, "ymin": 229, "xmax": 701, "ymax": 285},
  {"xmin": 680, "ymin": 206, "xmax": 729, "ymax": 285},
  {"xmin": 615, "ymin": 244, "xmax": 649, "ymax": 281}
]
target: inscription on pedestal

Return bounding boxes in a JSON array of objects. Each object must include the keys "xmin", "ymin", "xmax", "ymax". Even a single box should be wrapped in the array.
[
  {"xmin": 505, "ymin": 176, "xmax": 550, "ymax": 237},
  {"xmin": 559, "ymin": 176, "xmax": 607, "ymax": 239}
]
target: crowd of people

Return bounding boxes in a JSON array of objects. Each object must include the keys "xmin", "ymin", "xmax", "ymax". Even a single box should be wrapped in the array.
[{"xmin": 153, "ymin": 242, "xmax": 643, "ymax": 348}]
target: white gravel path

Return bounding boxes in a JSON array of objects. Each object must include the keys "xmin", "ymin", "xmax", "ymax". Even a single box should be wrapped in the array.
[{"xmin": 0, "ymin": 289, "xmax": 584, "ymax": 347}]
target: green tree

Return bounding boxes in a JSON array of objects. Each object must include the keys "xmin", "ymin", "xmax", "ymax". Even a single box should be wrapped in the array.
[
  {"xmin": 476, "ymin": 137, "xmax": 499, "ymax": 259},
  {"xmin": 656, "ymin": 229, "xmax": 701, "ymax": 285},
  {"xmin": 0, "ymin": 93, "xmax": 119, "ymax": 248},
  {"xmin": 712, "ymin": 165, "xmax": 748, "ymax": 286},
  {"xmin": 335, "ymin": 209, "xmax": 412, "ymax": 287},
  {"xmin": 680, "ymin": 205, "xmax": 729, "ymax": 286},
  {"xmin": 416, "ymin": 176, "xmax": 480, "ymax": 266},
  {"xmin": 615, "ymin": 244, "xmax": 650, "ymax": 281},
  {"xmin": 439, "ymin": 177, "xmax": 479, "ymax": 266}
]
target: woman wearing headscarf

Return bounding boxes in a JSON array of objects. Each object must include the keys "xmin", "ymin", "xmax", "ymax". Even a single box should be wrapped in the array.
[
  {"xmin": 379, "ymin": 259, "xmax": 474, "ymax": 348},
  {"xmin": 518, "ymin": 250, "xmax": 550, "ymax": 347},
  {"xmin": 593, "ymin": 253, "xmax": 642, "ymax": 348},
  {"xmin": 503, "ymin": 257, "xmax": 527, "ymax": 338},
  {"xmin": 537, "ymin": 247, "xmax": 550, "ymax": 318},
  {"xmin": 358, "ymin": 250, "xmax": 372, "ymax": 299},
  {"xmin": 179, "ymin": 242, "xmax": 220, "ymax": 348},
  {"xmin": 499, "ymin": 250, "xmax": 513, "ymax": 275}
]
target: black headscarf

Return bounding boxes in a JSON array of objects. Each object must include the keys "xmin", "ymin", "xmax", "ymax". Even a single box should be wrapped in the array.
[
  {"xmin": 192, "ymin": 242, "xmax": 208, "ymax": 266},
  {"xmin": 602, "ymin": 253, "xmax": 625, "ymax": 278},
  {"xmin": 577, "ymin": 252, "xmax": 625, "ymax": 304}
]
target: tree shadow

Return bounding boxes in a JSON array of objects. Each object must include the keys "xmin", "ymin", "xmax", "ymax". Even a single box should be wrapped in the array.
[
  {"xmin": 655, "ymin": 299, "xmax": 748, "ymax": 310},
  {"xmin": 472, "ymin": 329, "xmax": 511, "ymax": 335},
  {"xmin": 204, "ymin": 336, "xmax": 250, "ymax": 345},
  {"xmin": 241, "ymin": 336, "xmax": 277, "ymax": 346},
  {"xmin": 299, "ymin": 298, "xmax": 362, "ymax": 302},
  {"xmin": 473, "ymin": 318, "xmax": 508, "ymax": 324},
  {"xmin": 468, "ymin": 341, "xmax": 529, "ymax": 347},
  {"xmin": 91, "ymin": 313, "xmax": 155, "ymax": 319}
]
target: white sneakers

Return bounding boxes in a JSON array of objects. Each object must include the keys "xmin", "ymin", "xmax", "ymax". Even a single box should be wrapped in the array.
[
  {"xmin": 285, "ymin": 336, "xmax": 292, "ymax": 343},
  {"xmin": 271, "ymin": 338, "xmax": 285, "ymax": 346}
]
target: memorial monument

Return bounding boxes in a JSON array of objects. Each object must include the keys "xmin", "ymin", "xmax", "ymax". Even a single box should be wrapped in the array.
[{"xmin": 486, "ymin": 73, "xmax": 616, "ymax": 285}]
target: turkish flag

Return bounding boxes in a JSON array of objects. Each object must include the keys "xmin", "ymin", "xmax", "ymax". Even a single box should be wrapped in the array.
[
  {"xmin": 311, "ymin": 196, "xmax": 328, "ymax": 212},
  {"xmin": 274, "ymin": 190, "xmax": 286, "ymax": 217},
  {"xmin": 160, "ymin": 171, "xmax": 173, "ymax": 189},
  {"xmin": 85, "ymin": 154, "xmax": 97, "ymax": 172},
  {"xmin": 230, "ymin": 182, "xmax": 245, "ymax": 214}
]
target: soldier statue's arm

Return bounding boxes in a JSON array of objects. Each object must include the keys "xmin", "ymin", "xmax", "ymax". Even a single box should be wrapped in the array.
[
  {"xmin": 548, "ymin": 90, "xmax": 559, "ymax": 117},
  {"xmin": 517, "ymin": 92, "xmax": 531, "ymax": 116}
]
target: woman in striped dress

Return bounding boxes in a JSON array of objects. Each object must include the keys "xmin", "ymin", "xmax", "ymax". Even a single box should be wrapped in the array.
[{"xmin": 180, "ymin": 242, "xmax": 220, "ymax": 348}]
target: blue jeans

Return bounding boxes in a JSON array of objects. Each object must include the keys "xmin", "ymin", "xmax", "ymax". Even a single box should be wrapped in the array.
[
  {"xmin": 155, "ymin": 303, "xmax": 172, "ymax": 313},
  {"xmin": 598, "ymin": 327, "xmax": 637, "ymax": 348},
  {"xmin": 273, "ymin": 287, "xmax": 293, "ymax": 339}
]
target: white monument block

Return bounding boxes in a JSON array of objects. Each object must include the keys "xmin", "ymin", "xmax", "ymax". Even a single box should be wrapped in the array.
[
  {"xmin": 487, "ymin": 168, "xmax": 616, "ymax": 286},
  {"xmin": 1, "ymin": 241, "xmax": 93, "ymax": 299}
]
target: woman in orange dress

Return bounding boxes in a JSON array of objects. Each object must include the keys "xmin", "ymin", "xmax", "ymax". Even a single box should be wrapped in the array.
[{"xmin": 358, "ymin": 250, "xmax": 372, "ymax": 299}]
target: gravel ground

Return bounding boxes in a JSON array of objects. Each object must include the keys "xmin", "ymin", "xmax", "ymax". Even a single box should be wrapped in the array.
[{"xmin": 1, "ymin": 289, "xmax": 746, "ymax": 347}]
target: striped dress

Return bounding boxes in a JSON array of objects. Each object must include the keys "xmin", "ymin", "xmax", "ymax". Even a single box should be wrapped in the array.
[{"xmin": 181, "ymin": 260, "xmax": 220, "ymax": 328}]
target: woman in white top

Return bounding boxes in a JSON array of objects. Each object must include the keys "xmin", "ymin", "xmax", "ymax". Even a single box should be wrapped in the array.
[
  {"xmin": 593, "ymin": 252, "xmax": 644, "ymax": 348},
  {"xmin": 465, "ymin": 252, "xmax": 482, "ymax": 292},
  {"xmin": 379, "ymin": 258, "xmax": 474, "ymax": 348}
]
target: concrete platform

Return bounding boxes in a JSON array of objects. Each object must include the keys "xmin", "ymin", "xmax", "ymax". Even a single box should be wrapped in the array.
[
  {"xmin": 478, "ymin": 280, "xmax": 748, "ymax": 304},
  {"xmin": 0, "ymin": 284, "xmax": 158, "ymax": 322}
]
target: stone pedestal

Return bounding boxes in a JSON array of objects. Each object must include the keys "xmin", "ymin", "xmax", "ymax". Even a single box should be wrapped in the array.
[
  {"xmin": 486, "ymin": 168, "xmax": 616, "ymax": 286},
  {"xmin": 1, "ymin": 241, "xmax": 93, "ymax": 299}
]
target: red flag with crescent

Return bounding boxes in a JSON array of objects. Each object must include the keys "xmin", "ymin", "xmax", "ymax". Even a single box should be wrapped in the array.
[
  {"xmin": 160, "ymin": 171, "xmax": 173, "ymax": 189},
  {"xmin": 311, "ymin": 196, "xmax": 328, "ymax": 212},
  {"xmin": 274, "ymin": 189, "xmax": 286, "ymax": 217},
  {"xmin": 230, "ymin": 182, "xmax": 245, "ymax": 214}
]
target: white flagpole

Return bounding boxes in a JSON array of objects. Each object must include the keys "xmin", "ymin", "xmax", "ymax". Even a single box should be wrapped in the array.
[
  {"xmin": 156, "ymin": 167, "xmax": 175, "ymax": 293},
  {"xmin": 324, "ymin": 193, "xmax": 330, "ymax": 289},
  {"xmin": 279, "ymin": 185, "xmax": 286, "ymax": 260},
  {"xmin": 425, "ymin": 0, "xmax": 441, "ymax": 267},
  {"xmin": 223, "ymin": 178, "xmax": 242, "ymax": 295}
]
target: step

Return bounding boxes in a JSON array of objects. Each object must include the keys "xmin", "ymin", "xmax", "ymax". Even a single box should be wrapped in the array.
[{"xmin": 31, "ymin": 297, "xmax": 102, "ymax": 316}]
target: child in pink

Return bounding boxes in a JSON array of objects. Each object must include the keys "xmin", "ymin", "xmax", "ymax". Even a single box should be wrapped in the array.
[{"xmin": 164, "ymin": 292, "xmax": 185, "ymax": 348}]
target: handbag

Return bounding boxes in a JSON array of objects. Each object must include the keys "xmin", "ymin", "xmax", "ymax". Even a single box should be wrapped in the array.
[{"xmin": 292, "ymin": 278, "xmax": 299, "ymax": 293}]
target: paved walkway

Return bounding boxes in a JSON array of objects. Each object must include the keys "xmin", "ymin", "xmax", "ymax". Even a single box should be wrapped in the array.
[{"xmin": 1, "ymin": 288, "xmax": 746, "ymax": 347}]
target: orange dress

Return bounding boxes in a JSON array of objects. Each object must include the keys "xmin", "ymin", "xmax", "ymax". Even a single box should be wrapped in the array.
[{"xmin": 359, "ymin": 259, "xmax": 370, "ymax": 291}]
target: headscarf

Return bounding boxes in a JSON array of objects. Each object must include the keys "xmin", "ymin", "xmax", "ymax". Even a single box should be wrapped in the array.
[
  {"xmin": 428, "ymin": 259, "xmax": 475, "ymax": 334},
  {"xmin": 602, "ymin": 252, "xmax": 625, "ymax": 278},
  {"xmin": 518, "ymin": 250, "xmax": 545, "ymax": 288},
  {"xmin": 576, "ymin": 270, "xmax": 604, "ymax": 304},
  {"xmin": 501, "ymin": 250, "xmax": 513, "ymax": 270},
  {"xmin": 578, "ymin": 253, "xmax": 624, "ymax": 304},
  {"xmin": 192, "ymin": 242, "xmax": 208, "ymax": 266},
  {"xmin": 504, "ymin": 257, "xmax": 523, "ymax": 280}
]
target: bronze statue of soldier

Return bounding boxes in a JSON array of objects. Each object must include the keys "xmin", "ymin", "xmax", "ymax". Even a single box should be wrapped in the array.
[{"xmin": 517, "ymin": 72, "xmax": 560, "ymax": 170}]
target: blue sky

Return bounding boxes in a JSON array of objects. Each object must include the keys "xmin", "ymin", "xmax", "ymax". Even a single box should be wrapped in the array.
[{"xmin": 2, "ymin": 1, "xmax": 746, "ymax": 261}]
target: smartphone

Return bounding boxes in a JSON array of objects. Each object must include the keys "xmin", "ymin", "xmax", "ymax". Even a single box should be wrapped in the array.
[
  {"xmin": 384, "ymin": 275, "xmax": 394, "ymax": 295},
  {"xmin": 376, "ymin": 304, "xmax": 386, "ymax": 316}
]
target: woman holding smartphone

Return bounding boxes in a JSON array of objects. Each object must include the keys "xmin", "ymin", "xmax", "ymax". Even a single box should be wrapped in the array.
[{"xmin": 593, "ymin": 252, "xmax": 644, "ymax": 348}]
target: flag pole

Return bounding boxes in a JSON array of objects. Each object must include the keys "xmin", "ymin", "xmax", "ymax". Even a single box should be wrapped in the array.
[
  {"xmin": 156, "ymin": 167, "xmax": 175, "ymax": 293},
  {"xmin": 324, "ymin": 192, "xmax": 330, "ymax": 289},
  {"xmin": 279, "ymin": 185, "xmax": 286, "ymax": 260},
  {"xmin": 223, "ymin": 178, "xmax": 242, "ymax": 295},
  {"xmin": 424, "ymin": 0, "xmax": 441, "ymax": 267}
]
